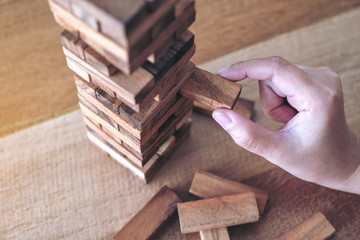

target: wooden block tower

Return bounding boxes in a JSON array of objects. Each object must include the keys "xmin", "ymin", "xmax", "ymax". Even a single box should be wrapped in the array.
[{"xmin": 48, "ymin": 0, "xmax": 242, "ymax": 183}]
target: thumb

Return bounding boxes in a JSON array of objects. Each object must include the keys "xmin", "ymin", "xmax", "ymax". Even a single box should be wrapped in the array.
[{"xmin": 212, "ymin": 109, "xmax": 283, "ymax": 158}]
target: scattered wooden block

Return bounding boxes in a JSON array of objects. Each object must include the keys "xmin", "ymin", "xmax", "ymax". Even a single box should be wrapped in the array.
[
  {"xmin": 177, "ymin": 192, "xmax": 260, "ymax": 234},
  {"xmin": 193, "ymin": 98, "xmax": 255, "ymax": 120},
  {"xmin": 200, "ymin": 227, "xmax": 230, "ymax": 240},
  {"xmin": 189, "ymin": 170, "xmax": 268, "ymax": 214},
  {"xmin": 275, "ymin": 212, "xmax": 335, "ymax": 240},
  {"xmin": 113, "ymin": 186, "xmax": 181, "ymax": 239},
  {"xmin": 180, "ymin": 67, "xmax": 242, "ymax": 110}
]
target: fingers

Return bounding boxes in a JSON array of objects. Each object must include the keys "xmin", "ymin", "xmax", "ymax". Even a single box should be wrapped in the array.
[
  {"xmin": 259, "ymin": 81, "xmax": 297, "ymax": 123},
  {"xmin": 217, "ymin": 56, "xmax": 313, "ymax": 112},
  {"xmin": 212, "ymin": 108, "xmax": 284, "ymax": 158}
]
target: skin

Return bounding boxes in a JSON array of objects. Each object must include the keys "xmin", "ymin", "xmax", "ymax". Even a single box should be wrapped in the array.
[{"xmin": 213, "ymin": 56, "xmax": 360, "ymax": 195}]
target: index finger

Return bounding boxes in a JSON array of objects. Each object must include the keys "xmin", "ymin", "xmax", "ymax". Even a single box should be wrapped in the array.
[{"xmin": 216, "ymin": 56, "xmax": 312, "ymax": 98}]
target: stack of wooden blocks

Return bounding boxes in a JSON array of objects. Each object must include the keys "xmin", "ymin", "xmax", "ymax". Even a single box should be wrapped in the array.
[{"xmin": 48, "ymin": 0, "xmax": 242, "ymax": 183}]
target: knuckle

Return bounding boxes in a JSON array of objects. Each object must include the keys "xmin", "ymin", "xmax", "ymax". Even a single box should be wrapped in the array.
[
  {"xmin": 232, "ymin": 129, "xmax": 260, "ymax": 153},
  {"xmin": 270, "ymin": 56, "xmax": 289, "ymax": 70}
]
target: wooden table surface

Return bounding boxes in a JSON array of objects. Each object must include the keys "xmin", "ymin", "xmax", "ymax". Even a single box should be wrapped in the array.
[{"xmin": 1, "ymin": 0, "xmax": 360, "ymax": 239}]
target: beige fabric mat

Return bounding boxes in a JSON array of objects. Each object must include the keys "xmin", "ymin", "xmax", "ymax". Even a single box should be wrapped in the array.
[{"xmin": 1, "ymin": 8, "xmax": 360, "ymax": 239}]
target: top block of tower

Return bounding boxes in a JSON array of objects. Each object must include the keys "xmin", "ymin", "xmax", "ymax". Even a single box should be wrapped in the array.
[{"xmin": 49, "ymin": 0, "xmax": 196, "ymax": 74}]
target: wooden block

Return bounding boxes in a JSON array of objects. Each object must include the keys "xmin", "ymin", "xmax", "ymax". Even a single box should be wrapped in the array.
[
  {"xmin": 147, "ymin": 36, "xmax": 174, "ymax": 63},
  {"xmin": 95, "ymin": 88, "xmax": 121, "ymax": 114},
  {"xmin": 75, "ymin": 71, "xmax": 186, "ymax": 142},
  {"xmin": 83, "ymin": 117, "xmax": 143, "ymax": 167},
  {"xmin": 91, "ymin": 75, "xmax": 116, "ymax": 98},
  {"xmin": 60, "ymin": 30, "xmax": 79, "ymax": 54},
  {"xmin": 79, "ymin": 96, "xmax": 193, "ymax": 158},
  {"xmin": 156, "ymin": 136, "xmax": 176, "ymax": 156},
  {"xmin": 189, "ymin": 170, "xmax": 268, "ymax": 214},
  {"xmin": 63, "ymin": 46, "xmax": 155, "ymax": 106},
  {"xmin": 66, "ymin": 57, "xmax": 90, "ymax": 81},
  {"xmin": 73, "ymin": 74, "xmax": 98, "ymax": 98},
  {"xmin": 142, "ymin": 30, "xmax": 194, "ymax": 82},
  {"xmin": 151, "ymin": 9, "xmax": 174, "ymax": 40},
  {"xmin": 118, "ymin": 62, "xmax": 194, "ymax": 133},
  {"xmin": 193, "ymin": 98, "xmax": 255, "ymax": 120},
  {"xmin": 177, "ymin": 192, "xmax": 260, "ymax": 234},
  {"xmin": 175, "ymin": 0, "xmax": 194, "ymax": 17},
  {"xmin": 200, "ymin": 228, "xmax": 230, "ymax": 240},
  {"xmin": 113, "ymin": 186, "xmax": 181, "ymax": 239},
  {"xmin": 275, "ymin": 212, "xmax": 335, "ymax": 240},
  {"xmin": 84, "ymin": 47, "xmax": 117, "ymax": 76},
  {"xmin": 49, "ymin": 0, "xmax": 195, "ymax": 74},
  {"xmin": 87, "ymin": 118, "xmax": 191, "ymax": 183},
  {"xmin": 180, "ymin": 67, "xmax": 242, "ymax": 110}
]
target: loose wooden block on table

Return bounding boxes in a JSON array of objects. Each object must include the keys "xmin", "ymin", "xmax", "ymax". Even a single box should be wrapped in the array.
[
  {"xmin": 193, "ymin": 97, "xmax": 255, "ymax": 120},
  {"xmin": 113, "ymin": 185, "xmax": 181, "ymax": 240},
  {"xmin": 180, "ymin": 67, "xmax": 242, "ymax": 110},
  {"xmin": 199, "ymin": 227, "xmax": 230, "ymax": 240},
  {"xmin": 177, "ymin": 192, "xmax": 260, "ymax": 234},
  {"xmin": 190, "ymin": 170, "xmax": 268, "ymax": 214},
  {"xmin": 275, "ymin": 212, "xmax": 335, "ymax": 240}
]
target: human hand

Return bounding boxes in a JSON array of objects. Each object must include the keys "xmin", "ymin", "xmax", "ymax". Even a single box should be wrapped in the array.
[{"xmin": 212, "ymin": 56, "xmax": 360, "ymax": 194}]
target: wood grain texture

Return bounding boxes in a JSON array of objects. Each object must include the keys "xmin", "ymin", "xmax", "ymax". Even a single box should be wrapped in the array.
[
  {"xmin": 193, "ymin": 98, "xmax": 255, "ymax": 120},
  {"xmin": 189, "ymin": 170, "xmax": 268, "ymax": 214},
  {"xmin": 180, "ymin": 67, "xmax": 242, "ymax": 109},
  {"xmin": 190, "ymin": 0, "xmax": 360, "ymax": 63},
  {"xmin": 200, "ymin": 228, "xmax": 230, "ymax": 240},
  {"xmin": 49, "ymin": 0, "xmax": 195, "ymax": 74},
  {"xmin": 113, "ymin": 185, "xmax": 181, "ymax": 240},
  {"xmin": 2, "ymin": 4, "xmax": 360, "ymax": 240},
  {"xmin": 86, "ymin": 116, "xmax": 191, "ymax": 183},
  {"xmin": 275, "ymin": 212, "xmax": 335, "ymax": 240},
  {"xmin": 177, "ymin": 192, "xmax": 259, "ymax": 233},
  {"xmin": 84, "ymin": 47, "xmax": 117, "ymax": 76},
  {"xmin": 63, "ymin": 46, "xmax": 155, "ymax": 106},
  {"xmin": 2, "ymin": 0, "xmax": 359, "ymax": 138}
]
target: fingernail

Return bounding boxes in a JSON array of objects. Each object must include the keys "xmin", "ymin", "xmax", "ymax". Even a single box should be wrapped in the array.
[
  {"xmin": 212, "ymin": 112, "xmax": 233, "ymax": 130},
  {"xmin": 216, "ymin": 66, "xmax": 230, "ymax": 76}
]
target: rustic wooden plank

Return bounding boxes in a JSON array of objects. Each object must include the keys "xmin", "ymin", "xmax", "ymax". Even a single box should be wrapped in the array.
[
  {"xmin": 84, "ymin": 47, "xmax": 117, "ymax": 76},
  {"xmin": 177, "ymin": 192, "xmax": 260, "ymax": 234},
  {"xmin": 275, "ymin": 212, "xmax": 335, "ymax": 240},
  {"xmin": 193, "ymin": 98, "xmax": 255, "ymax": 120},
  {"xmin": 113, "ymin": 186, "xmax": 181, "ymax": 239},
  {"xmin": 189, "ymin": 170, "xmax": 268, "ymax": 214},
  {"xmin": 200, "ymin": 228, "xmax": 230, "ymax": 240},
  {"xmin": 95, "ymin": 88, "xmax": 121, "ymax": 114},
  {"xmin": 180, "ymin": 67, "xmax": 242, "ymax": 110}
]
